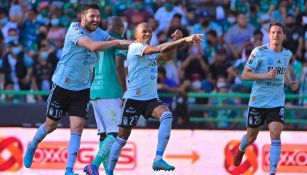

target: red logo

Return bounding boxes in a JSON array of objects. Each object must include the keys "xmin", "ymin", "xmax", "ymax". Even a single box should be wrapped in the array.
[
  {"xmin": 0, "ymin": 137, "xmax": 23, "ymax": 172},
  {"xmin": 262, "ymin": 144, "xmax": 307, "ymax": 173},
  {"xmin": 224, "ymin": 140, "xmax": 258, "ymax": 175},
  {"xmin": 31, "ymin": 141, "xmax": 136, "ymax": 170}
]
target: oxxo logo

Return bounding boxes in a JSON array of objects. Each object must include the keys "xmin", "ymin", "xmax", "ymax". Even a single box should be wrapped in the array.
[
  {"xmin": 0, "ymin": 137, "xmax": 23, "ymax": 172},
  {"xmin": 31, "ymin": 141, "xmax": 136, "ymax": 170},
  {"xmin": 224, "ymin": 140, "xmax": 258, "ymax": 175},
  {"xmin": 262, "ymin": 144, "xmax": 307, "ymax": 173}
]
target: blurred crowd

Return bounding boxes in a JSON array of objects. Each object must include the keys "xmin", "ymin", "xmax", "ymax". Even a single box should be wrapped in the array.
[{"xmin": 0, "ymin": 0, "xmax": 306, "ymax": 129}]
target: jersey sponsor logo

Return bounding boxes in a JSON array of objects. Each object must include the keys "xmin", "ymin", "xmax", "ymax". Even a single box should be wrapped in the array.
[
  {"xmin": 0, "ymin": 137, "xmax": 23, "ymax": 172},
  {"xmin": 268, "ymin": 67, "xmax": 287, "ymax": 75},
  {"xmin": 125, "ymin": 107, "xmax": 136, "ymax": 114},
  {"xmin": 262, "ymin": 144, "xmax": 307, "ymax": 173},
  {"xmin": 224, "ymin": 140, "xmax": 258, "ymax": 174}
]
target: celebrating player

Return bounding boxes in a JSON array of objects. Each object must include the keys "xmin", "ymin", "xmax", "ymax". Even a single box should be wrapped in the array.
[
  {"xmin": 23, "ymin": 4, "xmax": 129, "ymax": 175},
  {"xmin": 106, "ymin": 22, "xmax": 203, "ymax": 175}
]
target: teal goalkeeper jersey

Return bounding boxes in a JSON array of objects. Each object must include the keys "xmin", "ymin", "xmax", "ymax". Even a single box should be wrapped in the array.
[
  {"xmin": 245, "ymin": 44, "xmax": 292, "ymax": 108},
  {"xmin": 90, "ymin": 33, "xmax": 126, "ymax": 99}
]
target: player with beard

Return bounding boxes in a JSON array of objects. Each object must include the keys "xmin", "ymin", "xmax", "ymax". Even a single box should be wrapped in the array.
[
  {"xmin": 106, "ymin": 23, "xmax": 203, "ymax": 175},
  {"xmin": 23, "ymin": 4, "xmax": 129, "ymax": 175}
]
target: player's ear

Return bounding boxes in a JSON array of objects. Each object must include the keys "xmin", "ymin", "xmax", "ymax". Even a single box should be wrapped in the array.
[{"xmin": 81, "ymin": 14, "xmax": 85, "ymax": 21}]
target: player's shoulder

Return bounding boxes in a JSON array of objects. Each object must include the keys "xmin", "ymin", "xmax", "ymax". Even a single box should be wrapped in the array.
[
  {"xmin": 255, "ymin": 44, "xmax": 269, "ymax": 51},
  {"xmin": 281, "ymin": 47, "xmax": 292, "ymax": 57},
  {"xmin": 129, "ymin": 42, "xmax": 148, "ymax": 49},
  {"xmin": 68, "ymin": 22, "xmax": 84, "ymax": 34},
  {"xmin": 69, "ymin": 22, "xmax": 81, "ymax": 30}
]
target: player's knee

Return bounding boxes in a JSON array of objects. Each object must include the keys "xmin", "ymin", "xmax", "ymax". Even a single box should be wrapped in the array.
[
  {"xmin": 270, "ymin": 130, "xmax": 281, "ymax": 140},
  {"xmin": 44, "ymin": 123, "xmax": 57, "ymax": 133},
  {"xmin": 118, "ymin": 127, "xmax": 131, "ymax": 140},
  {"xmin": 160, "ymin": 111, "xmax": 173, "ymax": 122},
  {"xmin": 246, "ymin": 136, "xmax": 257, "ymax": 144}
]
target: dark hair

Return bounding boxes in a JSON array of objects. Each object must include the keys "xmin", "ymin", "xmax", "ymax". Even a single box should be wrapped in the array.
[
  {"xmin": 206, "ymin": 30, "xmax": 217, "ymax": 37},
  {"xmin": 81, "ymin": 3, "xmax": 100, "ymax": 14},
  {"xmin": 269, "ymin": 22, "xmax": 285, "ymax": 33},
  {"xmin": 173, "ymin": 13, "xmax": 182, "ymax": 19},
  {"xmin": 253, "ymin": 30, "xmax": 263, "ymax": 37},
  {"xmin": 245, "ymin": 43, "xmax": 254, "ymax": 55}
]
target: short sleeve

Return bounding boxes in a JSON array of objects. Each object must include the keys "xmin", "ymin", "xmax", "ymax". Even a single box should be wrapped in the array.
[
  {"xmin": 67, "ymin": 22, "xmax": 87, "ymax": 44},
  {"xmin": 97, "ymin": 28, "xmax": 110, "ymax": 41},
  {"xmin": 115, "ymin": 49, "xmax": 127, "ymax": 58},
  {"xmin": 245, "ymin": 48, "xmax": 261, "ymax": 71},
  {"xmin": 131, "ymin": 43, "xmax": 148, "ymax": 56}
]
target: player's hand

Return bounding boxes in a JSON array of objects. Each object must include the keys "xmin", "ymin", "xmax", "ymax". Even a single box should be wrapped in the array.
[
  {"xmin": 289, "ymin": 81, "xmax": 299, "ymax": 91},
  {"xmin": 118, "ymin": 40, "xmax": 132, "ymax": 45},
  {"xmin": 185, "ymin": 34, "xmax": 204, "ymax": 46},
  {"xmin": 266, "ymin": 68, "xmax": 277, "ymax": 79},
  {"xmin": 171, "ymin": 30, "xmax": 183, "ymax": 40}
]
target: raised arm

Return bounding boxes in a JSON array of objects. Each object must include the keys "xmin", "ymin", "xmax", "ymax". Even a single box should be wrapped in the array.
[
  {"xmin": 143, "ymin": 34, "xmax": 203, "ymax": 56},
  {"xmin": 77, "ymin": 37, "xmax": 130, "ymax": 52}
]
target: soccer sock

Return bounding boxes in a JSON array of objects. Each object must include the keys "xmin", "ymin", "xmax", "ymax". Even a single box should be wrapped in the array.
[
  {"xmin": 92, "ymin": 134, "xmax": 116, "ymax": 168},
  {"xmin": 155, "ymin": 111, "xmax": 173, "ymax": 161},
  {"xmin": 239, "ymin": 134, "xmax": 249, "ymax": 152},
  {"xmin": 107, "ymin": 137, "xmax": 127, "ymax": 173},
  {"xmin": 66, "ymin": 132, "xmax": 81, "ymax": 170},
  {"xmin": 29, "ymin": 124, "xmax": 48, "ymax": 149},
  {"xmin": 270, "ymin": 140, "xmax": 281, "ymax": 173}
]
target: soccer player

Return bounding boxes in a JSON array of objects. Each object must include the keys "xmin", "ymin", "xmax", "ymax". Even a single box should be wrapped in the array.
[
  {"xmin": 233, "ymin": 22, "xmax": 299, "ymax": 175},
  {"xmin": 106, "ymin": 23, "xmax": 203, "ymax": 175},
  {"xmin": 83, "ymin": 16, "xmax": 126, "ymax": 175},
  {"xmin": 23, "ymin": 4, "xmax": 129, "ymax": 175}
]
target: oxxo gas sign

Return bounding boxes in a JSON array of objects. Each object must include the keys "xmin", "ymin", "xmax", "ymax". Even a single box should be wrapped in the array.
[{"xmin": 0, "ymin": 128, "xmax": 306, "ymax": 175}]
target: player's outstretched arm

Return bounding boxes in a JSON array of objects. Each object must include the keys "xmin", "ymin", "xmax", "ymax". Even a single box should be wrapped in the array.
[
  {"xmin": 143, "ymin": 34, "xmax": 203, "ymax": 56},
  {"xmin": 242, "ymin": 67, "xmax": 277, "ymax": 80},
  {"xmin": 158, "ymin": 30, "xmax": 183, "ymax": 61},
  {"xmin": 77, "ymin": 37, "xmax": 130, "ymax": 52}
]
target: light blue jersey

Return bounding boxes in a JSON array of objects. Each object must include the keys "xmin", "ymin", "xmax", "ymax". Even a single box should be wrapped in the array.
[
  {"xmin": 124, "ymin": 43, "xmax": 161, "ymax": 100},
  {"xmin": 245, "ymin": 44, "xmax": 292, "ymax": 108},
  {"xmin": 52, "ymin": 22, "xmax": 110, "ymax": 90}
]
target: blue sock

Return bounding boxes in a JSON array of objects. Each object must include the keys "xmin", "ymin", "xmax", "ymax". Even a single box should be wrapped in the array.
[
  {"xmin": 239, "ymin": 134, "xmax": 249, "ymax": 152},
  {"xmin": 29, "ymin": 124, "xmax": 48, "ymax": 149},
  {"xmin": 107, "ymin": 137, "xmax": 127, "ymax": 173},
  {"xmin": 66, "ymin": 132, "xmax": 81, "ymax": 170},
  {"xmin": 155, "ymin": 111, "xmax": 173, "ymax": 161},
  {"xmin": 270, "ymin": 140, "xmax": 281, "ymax": 174}
]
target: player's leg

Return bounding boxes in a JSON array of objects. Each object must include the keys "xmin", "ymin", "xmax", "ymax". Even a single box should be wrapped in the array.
[
  {"xmin": 65, "ymin": 88, "xmax": 89, "ymax": 175},
  {"xmin": 234, "ymin": 127, "xmax": 260, "ymax": 166},
  {"xmin": 84, "ymin": 99, "xmax": 121, "ymax": 175},
  {"xmin": 107, "ymin": 127, "xmax": 131, "ymax": 175},
  {"xmin": 84, "ymin": 99, "xmax": 106, "ymax": 175},
  {"xmin": 150, "ymin": 100, "xmax": 175, "ymax": 171},
  {"xmin": 24, "ymin": 84, "xmax": 64, "ymax": 168},
  {"xmin": 107, "ymin": 98, "xmax": 139, "ymax": 175},
  {"xmin": 234, "ymin": 106, "xmax": 263, "ymax": 166},
  {"xmin": 99, "ymin": 99, "xmax": 122, "ymax": 172},
  {"xmin": 267, "ymin": 107, "xmax": 285, "ymax": 175}
]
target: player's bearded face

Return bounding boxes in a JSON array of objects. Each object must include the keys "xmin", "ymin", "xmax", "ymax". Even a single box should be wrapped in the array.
[{"xmin": 82, "ymin": 9, "xmax": 100, "ymax": 32}]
